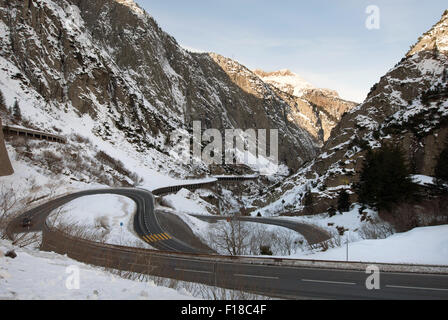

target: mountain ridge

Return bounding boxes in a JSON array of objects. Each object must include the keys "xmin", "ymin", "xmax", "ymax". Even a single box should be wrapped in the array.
[{"xmin": 256, "ymin": 9, "xmax": 448, "ymax": 216}]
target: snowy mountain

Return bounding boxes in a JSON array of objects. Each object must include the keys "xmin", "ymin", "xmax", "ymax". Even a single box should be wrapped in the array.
[
  {"xmin": 254, "ymin": 69, "xmax": 358, "ymax": 143},
  {"xmin": 258, "ymin": 9, "xmax": 448, "ymax": 215},
  {"xmin": 253, "ymin": 69, "xmax": 315, "ymax": 98},
  {"xmin": 0, "ymin": 0, "xmax": 324, "ymax": 181},
  {"xmin": 407, "ymin": 9, "xmax": 448, "ymax": 56}
]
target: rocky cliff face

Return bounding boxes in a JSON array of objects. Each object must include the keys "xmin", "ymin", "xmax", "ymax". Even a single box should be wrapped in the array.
[
  {"xmin": 407, "ymin": 9, "xmax": 448, "ymax": 56},
  {"xmin": 257, "ymin": 10, "xmax": 448, "ymax": 215},
  {"xmin": 0, "ymin": 0, "xmax": 322, "ymax": 173},
  {"xmin": 254, "ymin": 69, "xmax": 358, "ymax": 143},
  {"xmin": 0, "ymin": 117, "xmax": 13, "ymax": 176}
]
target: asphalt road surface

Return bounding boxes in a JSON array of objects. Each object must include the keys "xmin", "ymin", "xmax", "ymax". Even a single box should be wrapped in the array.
[
  {"xmin": 8, "ymin": 188, "xmax": 448, "ymax": 300},
  {"xmin": 146, "ymin": 254, "xmax": 448, "ymax": 300},
  {"xmin": 8, "ymin": 188, "xmax": 200, "ymax": 253},
  {"xmin": 191, "ymin": 215, "xmax": 331, "ymax": 245}
]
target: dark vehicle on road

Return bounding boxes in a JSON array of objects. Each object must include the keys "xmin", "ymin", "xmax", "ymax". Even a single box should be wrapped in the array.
[{"xmin": 22, "ymin": 217, "xmax": 32, "ymax": 228}]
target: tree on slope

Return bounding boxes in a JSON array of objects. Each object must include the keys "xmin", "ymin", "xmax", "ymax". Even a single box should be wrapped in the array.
[
  {"xmin": 435, "ymin": 137, "xmax": 448, "ymax": 188},
  {"xmin": 355, "ymin": 144, "xmax": 416, "ymax": 211},
  {"xmin": 13, "ymin": 99, "xmax": 21, "ymax": 121},
  {"xmin": 337, "ymin": 189, "xmax": 351, "ymax": 213},
  {"xmin": 0, "ymin": 90, "xmax": 6, "ymax": 111}
]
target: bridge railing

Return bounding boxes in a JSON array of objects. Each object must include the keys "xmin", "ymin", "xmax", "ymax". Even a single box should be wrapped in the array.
[
  {"xmin": 151, "ymin": 176, "xmax": 259, "ymax": 196},
  {"xmin": 3, "ymin": 125, "xmax": 66, "ymax": 144}
]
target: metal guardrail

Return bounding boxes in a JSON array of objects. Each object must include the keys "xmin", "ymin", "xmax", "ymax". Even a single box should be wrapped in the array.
[
  {"xmin": 39, "ymin": 180, "xmax": 448, "ymax": 279},
  {"xmin": 41, "ymin": 218, "xmax": 448, "ymax": 281}
]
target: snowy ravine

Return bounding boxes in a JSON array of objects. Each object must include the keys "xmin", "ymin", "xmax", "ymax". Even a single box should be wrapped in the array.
[{"xmin": 0, "ymin": 240, "xmax": 196, "ymax": 300}]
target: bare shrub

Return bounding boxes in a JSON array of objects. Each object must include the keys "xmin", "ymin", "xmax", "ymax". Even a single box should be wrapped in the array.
[
  {"xmin": 8, "ymin": 136, "xmax": 27, "ymax": 150},
  {"xmin": 310, "ymin": 230, "xmax": 343, "ymax": 252},
  {"xmin": 208, "ymin": 220, "xmax": 305, "ymax": 256},
  {"xmin": 11, "ymin": 232, "xmax": 42, "ymax": 248},
  {"xmin": 48, "ymin": 208, "xmax": 107, "ymax": 243},
  {"xmin": 359, "ymin": 219, "xmax": 394, "ymax": 240},
  {"xmin": 208, "ymin": 219, "xmax": 251, "ymax": 256},
  {"xmin": 95, "ymin": 151, "xmax": 131, "ymax": 177},
  {"xmin": 275, "ymin": 229, "xmax": 304, "ymax": 255},
  {"xmin": 0, "ymin": 186, "xmax": 19, "ymax": 239},
  {"xmin": 70, "ymin": 133, "xmax": 91, "ymax": 145},
  {"xmin": 380, "ymin": 196, "xmax": 448, "ymax": 232},
  {"xmin": 129, "ymin": 172, "xmax": 144, "ymax": 187},
  {"xmin": 0, "ymin": 183, "xmax": 43, "ymax": 248},
  {"xmin": 55, "ymin": 220, "xmax": 107, "ymax": 243},
  {"xmin": 41, "ymin": 150, "xmax": 64, "ymax": 174}
]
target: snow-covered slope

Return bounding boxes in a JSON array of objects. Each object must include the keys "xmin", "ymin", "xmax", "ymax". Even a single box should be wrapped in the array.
[
  {"xmin": 254, "ymin": 69, "xmax": 357, "ymax": 143},
  {"xmin": 0, "ymin": 0, "xmax": 320, "ymax": 177},
  {"xmin": 253, "ymin": 69, "xmax": 315, "ymax": 97},
  {"xmin": 292, "ymin": 225, "xmax": 448, "ymax": 265},
  {"xmin": 0, "ymin": 240, "xmax": 196, "ymax": 300},
  {"xmin": 257, "ymin": 9, "xmax": 448, "ymax": 215},
  {"xmin": 408, "ymin": 9, "xmax": 448, "ymax": 56}
]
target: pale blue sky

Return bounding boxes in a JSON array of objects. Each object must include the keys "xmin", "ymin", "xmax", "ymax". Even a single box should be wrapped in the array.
[{"xmin": 135, "ymin": 0, "xmax": 447, "ymax": 102}]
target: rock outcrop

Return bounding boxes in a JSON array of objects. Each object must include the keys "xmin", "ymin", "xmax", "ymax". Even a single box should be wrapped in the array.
[
  {"xmin": 259, "ymin": 10, "xmax": 448, "ymax": 215},
  {"xmin": 0, "ymin": 118, "xmax": 13, "ymax": 176},
  {"xmin": 254, "ymin": 69, "xmax": 358, "ymax": 143},
  {"xmin": 0, "ymin": 0, "xmax": 322, "ymax": 172}
]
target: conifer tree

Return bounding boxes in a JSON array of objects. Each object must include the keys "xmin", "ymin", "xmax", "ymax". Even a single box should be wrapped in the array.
[
  {"xmin": 356, "ymin": 144, "xmax": 416, "ymax": 211},
  {"xmin": 13, "ymin": 99, "xmax": 22, "ymax": 121},
  {"xmin": 0, "ymin": 90, "xmax": 6, "ymax": 111},
  {"xmin": 337, "ymin": 190, "xmax": 351, "ymax": 213},
  {"xmin": 435, "ymin": 138, "xmax": 448, "ymax": 186}
]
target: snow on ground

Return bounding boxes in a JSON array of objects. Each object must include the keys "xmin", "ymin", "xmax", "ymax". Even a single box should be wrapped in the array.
[
  {"xmin": 50, "ymin": 194, "xmax": 147, "ymax": 247},
  {"xmin": 161, "ymin": 188, "xmax": 215, "ymax": 215},
  {"xmin": 412, "ymin": 174, "xmax": 436, "ymax": 186},
  {"xmin": 205, "ymin": 220, "xmax": 307, "ymax": 256},
  {"xmin": 0, "ymin": 144, "xmax": 107, "ymax": 213},
  {"xmin": 280, "ymin": 205, "xmax": 379, "ymax": 240},
  {"xmin": 156, "ymin": 199, "xmax": 308, "ymax": 257},
  {"xmin": 254, "ymin": 69, "xmax": 315, "ymax": 97},
  {"xmin": 0, "ymin": 240, "xmax": 196, "ymax": 300},
  {"xmin": 289, "ymin": 225, "xmax": 448, "ymax": 266}
]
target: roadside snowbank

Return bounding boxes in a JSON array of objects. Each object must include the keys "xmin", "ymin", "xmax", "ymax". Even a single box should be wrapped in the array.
[
  {"xmin": 161, "ymin": 189, "xmax": 215, "ymax": 215},
  {"xmin": 279, "ymin": 205, "xmax": 380, "ymax": 240},
  {"xmin": 0, "ymin": 240, "xmax": 196, "ymax": 300},
  {"xmin": 51, "ymin": 194, "xmax": 148, "ymax": 247},
  {"xmin": 291, "ymin": 225, "xmax": 448, "ymax": 265}
]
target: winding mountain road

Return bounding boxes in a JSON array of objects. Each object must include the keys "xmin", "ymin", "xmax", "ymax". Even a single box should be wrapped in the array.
[
  {"xmin": 191, "ymin": 215, "xmax": 330, "ymax": 245},
  {"xmin": 7, "ymin": 185, "xmax": 448, "ymax": 300},
  {"xmin": 8, "ymin": 188, "xmax": 200, "ymax": 253}
]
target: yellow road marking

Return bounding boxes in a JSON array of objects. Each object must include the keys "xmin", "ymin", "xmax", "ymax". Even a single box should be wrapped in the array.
[
  {"xmin": 143, "ymin": 233, "xmax": 172, "ymax": 242},
  {"xmin": 150, "ymin": 234, "xmax": 159, "ymax": 241},
  {"xmin": 159, "ymin": 233, "xmax": 169, "ymax": 240}
]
